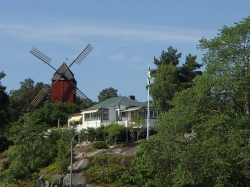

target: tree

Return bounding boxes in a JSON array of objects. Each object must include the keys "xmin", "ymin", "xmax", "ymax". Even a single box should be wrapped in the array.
[
  {"xmin": 150, "ymin": 47, "xmax": 202, "ymax": 111},
  {"xmin": 152, "ymin": 46, "xmax": 181, "ymax": 73},
  {"xmin": 1, "ymin": 112, "xmax": 73, "ymax": 184},
  {"xmin": 150, "ymin": 63, "xmax": 180, "ymax": 111},
  {"xmin": 106, "ymin": 122, "xmax": 126, "ymax": 146},
  {"xmin": 98, "ymin": 87, "xmax": 118, "ymax": 102},
  {"xmin": 0, "ymin": 71, "xmax": 9, "ymax": 135},
  {"xmin": 121, "ymin": 16, "xmax": 250, "ymax": 186},
  {"xmin": 2, "ymin": 112, "xmax": 49, "ymax": 183},
  {"xmin": 121, "ymin": 138, "xmax": 169, "ymax": 187},
  {"xmin": 55, "ymin": 128, "xmax": 71, "ymax": 172},
  {"xmin": 129, "ymin": 112, "xmax": 145, "ymax": 142},
  {"xmin": 8, "ymin": 79, "xmax": 51, "ymax": 122},
  {"xmin": 76, "ymin": 97, "xmax": 95, "ymax": 109},
  {"xmin": 33, "ymin": 101, "xmax": 81, "ymax": 128},
  {"xmin": 95, "ymin": 125, "xmax": 108, "ymax": 141},
  {"xmin": 178, "ymin": 54, "xmax": 202, "ymax": 87}
]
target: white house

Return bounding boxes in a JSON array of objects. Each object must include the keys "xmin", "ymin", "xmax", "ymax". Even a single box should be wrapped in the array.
[{"xmin": 68, "ymin": 96, "xmax": 161, "ymax": 132}]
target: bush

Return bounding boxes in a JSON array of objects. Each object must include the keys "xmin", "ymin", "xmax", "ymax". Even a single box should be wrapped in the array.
[
  {"xmin": 85, "ymin": 155, "xmax": 124, "ymax": 185},
  {"xmin": 92, "ymin": 141, "xmax": 108, "ymax": 149}
]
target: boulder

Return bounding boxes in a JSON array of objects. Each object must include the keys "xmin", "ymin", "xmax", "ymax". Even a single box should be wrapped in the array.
[
  {"xmin": 51, "ymin": 174, "xmax": 64, "ymax": 186},
  {"xmin": 63, "ymin": 173, "xmax": 86, "ymax": 186},
  {"xmin": 68, "ymin": 159, "xmax": 89, "ymax": 171},
  {"xmin": 36, "ymin": 175, "xmax": 49, "ymax": 187}
]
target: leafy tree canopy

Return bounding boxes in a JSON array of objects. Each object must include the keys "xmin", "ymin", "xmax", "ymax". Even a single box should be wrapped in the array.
[
  {"xmin": 98, "ymin": 87, "xmax": 118, "ymax": 102},
  {"xmin": 122, "ymin": 16, "xmax": 250, "ymax": 187},
  {"xmin": 8, "ymin": 78, "xmax": 51, "ymax": 122},
  {"xmin": 106, "ymin": 122, "xmax": 126, "ymax": 145},
  {"xmin": 150, "ymin": 47, "xmax": 202, "ymax": 111},
  {"xmin": 33, "ymin": 101, "xmax": 82, "ymax": 128},
  {"xmin": 0, "ymin": 71, "xmax": 9, "ymax": 135}
]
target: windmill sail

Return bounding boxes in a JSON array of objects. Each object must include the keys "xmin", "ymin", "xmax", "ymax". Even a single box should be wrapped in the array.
[
  {"xmin": 31, "ymin": 86, "xmax": 50, "ymax": 107},
  {"xmin": 30, "ymin": 44, "xmax": 93, "ymax": 107}
]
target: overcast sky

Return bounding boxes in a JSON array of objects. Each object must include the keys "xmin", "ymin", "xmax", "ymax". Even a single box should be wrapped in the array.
[{"xmin": 1, "ymin": 1, "xmax": 250, "ymax": 102}]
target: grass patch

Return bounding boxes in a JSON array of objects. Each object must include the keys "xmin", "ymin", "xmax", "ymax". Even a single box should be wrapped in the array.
[
  {"xmin": 83, "ymin": 154, "xmax": 133, "ymax": 186},
  {"xmin": 39, "ymin": 163, "xmax": 60, "ymax": 180}
]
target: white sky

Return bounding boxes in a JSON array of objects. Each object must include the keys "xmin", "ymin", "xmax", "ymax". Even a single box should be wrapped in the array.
[{"xmin": 0, "ymin": 1, "xmax": 250, "ymax": 102}]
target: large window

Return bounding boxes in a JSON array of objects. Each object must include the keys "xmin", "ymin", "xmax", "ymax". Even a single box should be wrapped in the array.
[
  {"xmin": 103, "ymin": 108, "xmax": 109, "ymax": 120},
  {"xmin": 150, "ymin": 110, "xmax": 154, "ymax": 118},
  {"xmin": 85, "ymin": 113, "xmax": 90, "ymax": 121},
  {"xmin": 145, "ymin": 110, "xmax": 156, "ymax": 119},
  {"xmin": 84, "ymin": 111, "xmax": 101, "ymax": 121},
  {"xmin": 121, "ymin": 112, "xmax": 127, "ymax": 117}
]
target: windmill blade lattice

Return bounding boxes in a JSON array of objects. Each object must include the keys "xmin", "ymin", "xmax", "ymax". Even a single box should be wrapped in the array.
[
  {"xmin": 73, "ymin": 88, "xmax": 92, "ymax": 106},
  {"xmin": 30, "ymin": 44, "xmax": 93, "ymax": 107},
  {"xmin": 71, "ymin": 44, "xmax": 93, "ymax": 66},
  {"xmin": 51, "ymin": 44, "xmax": 93, "ymax": 89},
  {"xmin": 31, "ymin": 86, "xmax": 51, "ymax": 107},
  {"xmin": 30, "ymin": 48, "xmax": 57, "ymax": 71}
]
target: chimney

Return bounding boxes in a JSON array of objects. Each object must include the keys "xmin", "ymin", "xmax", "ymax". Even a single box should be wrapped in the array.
[{"xmin": 129, "ymin": 95, "xmax": 135, "ymax": 100}]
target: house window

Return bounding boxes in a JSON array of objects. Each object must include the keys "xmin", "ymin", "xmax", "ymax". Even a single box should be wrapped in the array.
[
  {"xmin": 85, "ymin": 113, "xmax": 90, "ymax": 121},
  {"xmin": 91, "ymin": 112, "xmax": 101, "ymax": 120},
  {"xmin": 121, "ymin": 112, "xmax": 127, "ymax": 117},
  {"xmin": 103, "ymin": 108, "xmax": 109, "ymax": 120},
  {"xmin": 150, "ymin": 110, "xmax": 154, "ymax": 118},
  {"xmin": 145, "ymin": 110, "xmax": 155, "ymax": 119},
  {"xmin": 84, "ymin": 111, "xmax": 101, "ymax": 121}
]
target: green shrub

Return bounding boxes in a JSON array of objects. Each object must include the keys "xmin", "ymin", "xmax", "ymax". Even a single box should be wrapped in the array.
[
  {"xmin": 92, "ymin": 141, "xmax": 108, "ymax": 149},
  {"xmin": 85, "ymin": 155, "xmax": 124, "ymax": 185}
]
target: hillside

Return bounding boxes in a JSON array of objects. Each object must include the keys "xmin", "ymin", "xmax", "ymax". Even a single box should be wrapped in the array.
[{"xmin": 36, "ymin": 142, "xmax": 140, "ymax": 187}]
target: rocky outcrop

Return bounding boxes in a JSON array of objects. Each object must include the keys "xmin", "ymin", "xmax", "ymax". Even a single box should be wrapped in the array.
[
  {"xmin": 67, "ymin": 158, "xmax": 89, "ymax": 172},
  {"xmin": 36, "ymin": 175, "xmax": 49, "ymax": 187},
  {"xmin": 36, "ymin": 143, "xmax": 139, "ymax": 187},
  {"xmin": 51, "ymin": 174, "xmax": 64, "ymax": 186},
  {"xmin": 63, "ymin": 173, "xmax": 86, "ymax": 186},
  {"xmin": 36, "ymin": 173, "xmax": 92, "ymax": 187}
]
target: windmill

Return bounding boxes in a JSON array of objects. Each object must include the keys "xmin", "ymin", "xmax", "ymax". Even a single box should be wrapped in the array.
[{"xmin": 30, "ymin": 44, "xmax": 93, "ymax": 107}]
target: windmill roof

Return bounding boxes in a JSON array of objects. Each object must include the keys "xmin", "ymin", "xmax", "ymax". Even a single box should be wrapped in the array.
[
  {"xmin": 52, "ymin": 62, "xmax": 76, "ymax": 81},
  {"xmin": 83, "ymin": 96, "xmax": 148, "ymax": 111}
]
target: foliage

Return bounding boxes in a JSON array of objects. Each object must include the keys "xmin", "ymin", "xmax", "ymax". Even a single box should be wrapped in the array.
[
  {"xmin": 87, "ymin": 127, "xmax": 97, "ymax": 142},
  {"xmin": 53, "ymin": 128, "xmax": 72, "ymax": 172},
  {"xmin": 85, "ymin": 155, "xmax": 125, "ymax": 186},
  {"xmin": 92, "ymin": 141, "xmax": 108, "ymax": 149},
  {"xmin": 150, "ymin": 47, "xmax": 202, "ymax": 111},
  {"xmin": 120, "ymin": 138, "xmax": 169, "ymax": 187},
  {"xmin": 1, "ymin": 113, "xmax": 73, "ymax": 183},
  {"xmin": 76, "ymin": 96, "xmax": 95, "ymax": 109},
  {"xmin": 33, "ymin": 101, "xmax": 81, "ymax": 128},
  {"xmin": 0, "ymin": 71, "xmax": 9, "ymax": 135},
  {"xmin": 95, "ymin": 125, "xmax": 108, "ymax": 141},
  {"xmin": 98, "ymin": 87, "xmax": 118, "ymax": 102},
  {"xmin": 55, "ymin": 138, "xmax": 70, "ymax": 172},
  {"xmin": 106, "ymin": 123, "xmax": 126, "ymax": 146},
  {"xmin": 7, "ymin": 77, "xmax": 92, "ymax": 125},
  {"xmin": 8, "ymin": 78, "xmax": 50, "ymax": 122},
  {"xmin": 121, "ymin": 16, "xmax": 250, "ymax": 186},
  {"xmin": 2, "ymin": 112, "xmax": 49, "ymax": 182},
  {"xmin": 129, "ymin": 112, "xmax": 145, "ymax": 142}
]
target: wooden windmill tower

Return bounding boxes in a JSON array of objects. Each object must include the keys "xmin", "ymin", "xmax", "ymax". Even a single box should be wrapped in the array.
[
  {"xmin": 51, "ymin": 62, "xmax": 77, "ymax": 103},
  {"xmin": 30, "ymin": 44, "xmax": 93, "ymax": 107}
]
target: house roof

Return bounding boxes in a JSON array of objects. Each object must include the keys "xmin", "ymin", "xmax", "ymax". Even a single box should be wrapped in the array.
[
  {"xmin": 83, "ymin": 96, "xmax": 148, "ymax": 111},
  {"xmin": 52, "ymin": 62, "xmax": 76, "ymax": 81}
]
